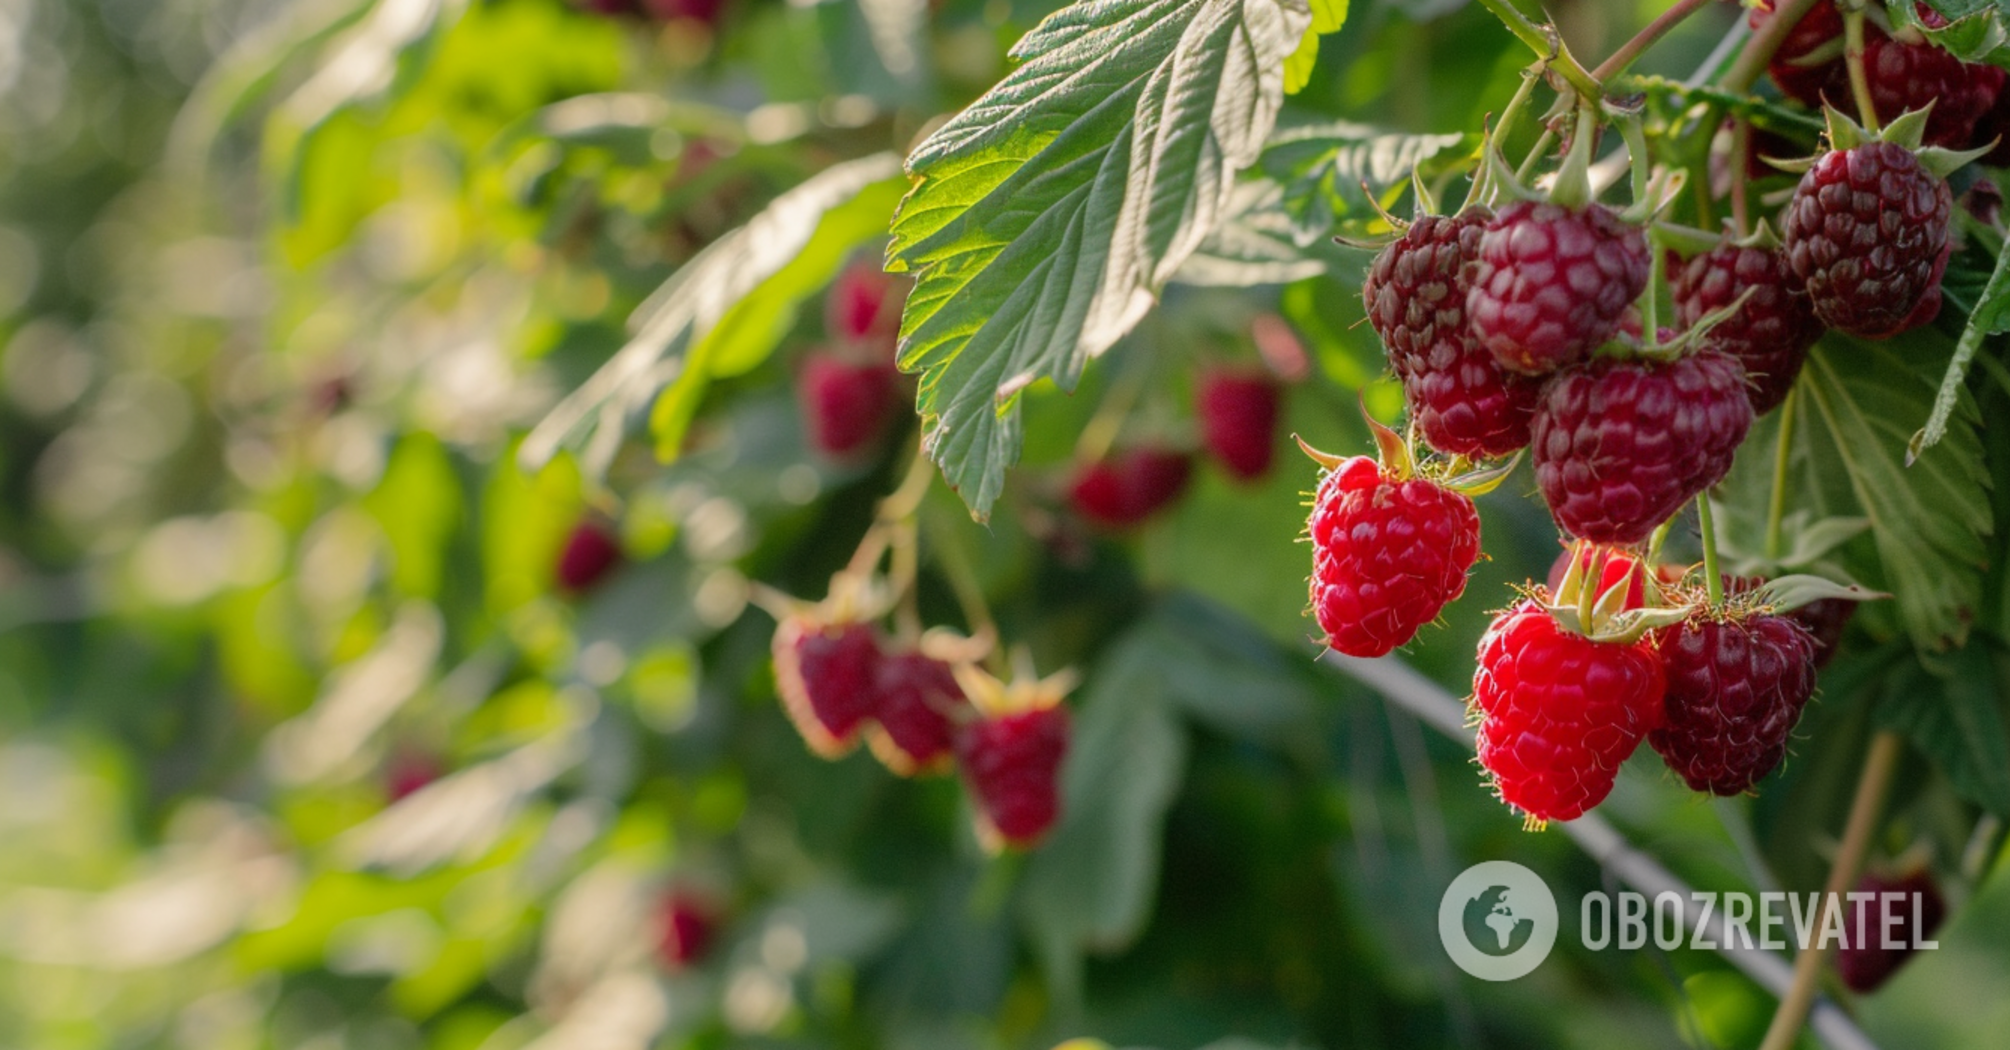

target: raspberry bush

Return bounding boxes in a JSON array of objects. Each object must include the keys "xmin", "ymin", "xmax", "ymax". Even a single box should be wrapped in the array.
[{"xmin": 12, "ymin": 1, "xmax": 2010, "ymax": 1049}]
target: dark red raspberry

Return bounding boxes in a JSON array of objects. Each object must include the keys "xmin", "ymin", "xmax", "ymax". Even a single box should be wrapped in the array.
[
  {"xmin": 1473, "ymin": 601, "xmax": 1667, "ymax": 824},
  {"xmin": 825, "ymin": 259, "xmax": 906, "ymax": 346},
  {"xmin": 1363, "ymin": 209, "xmax": 1540, "ymax": 457},
  {"xmin": 1466, "ymin": 201, "xmax": 1651, "ymax": 376},
  {"xmin": 799, "ymin": 351, "xmax": 902, "ymax": 459},
  {"xmin": 1751, "ymin": 0, "xmax": 1845, "ymax": 107},
  {"xmin": 1782, "ymin": 142, "xmax": 1952, "ymax": 338},
  {"xmin": 1648, "ymin": 612, "xmax": 1819, "ymax": 795},
  {"xmin": 1308, "ymin": 455, "xmax": 1482, "ymax": 658},
  {"xmin": 1671, "ymin": 244, "xmax": 1825, "ymax": 414},
  {"xmin": 655, "ymin": 893, "xmax": 715, "ymax": 968},
  {"xmin": 957, "ymin": 704, "xmax": 1069, "ymax": 848},
  {"xmin": 556, "ymin": 520, "xmax": 623, "ymax": 594},
  {"xmin": 1195, "ymin": 368, "xmax": 1282, "ymax": 480},
  {"xmin": 771, "ymin": 616, "xmax": 881, "ymax": 757},
  {"xmin": 1837, "ymin": 869, "xmax": 1945, "ymax": 992},
  {"xmin": 1859, "ymin": 35, "xmax": 2006, "ymax": 149},
  {"xmin": 866, "ymin": 650, "xmax": 968, "ymax": 776},
  {"xmin": 1068, "ymin": 447, "xmax": 1193, "ymax": 528},
  {"xmin": 1532, "ymin": 351, "xmax": 1753, "ymax": 544}
]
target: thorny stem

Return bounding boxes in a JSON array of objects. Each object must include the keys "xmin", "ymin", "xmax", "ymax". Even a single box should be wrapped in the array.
[
  {"xmin": 1722, "ymin": 0, "xmax": 1825, "ymax": 93},
  {"xmin": 1765, "ymin": 385, "xmax": 1798, "ymax": 562},
  {"xmin": 1698, "ymin": 492, "xmax": 1725, "ymax": 606},
  {"xmin": 1730, "ymin": 119, "xmax": 1753, "ymax": 235},
  {"xmin": 1473, "ymin": 0, "xmax": 1603, "ymax": 100},
  {"xmin": 1756, "ymin": 731, "xmax": 1905, "ymax": 1050},
  {"xmin": 1842, "ymin": 4, "xmax": 1881, "ymax": 131},
  {"xmin": 1591, "ymin": 0, "xmax": 1715, "ymax": 83}
]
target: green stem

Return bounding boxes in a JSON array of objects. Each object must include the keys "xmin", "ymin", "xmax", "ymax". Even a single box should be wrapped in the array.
[
  {"xmin": 1842, "ymin": 5, "xmax": 1880, "ymax": 131},
  {"xmin": 1698, "ymin": 493, "xmax": 1725, "ymax": 606},
  {"xmin": 1764, "ymin": 385, "xmax": 1798, "ymax": 563},
  {"xmin": 1721, "ymin": 0, "xmax": 1825, "ymax": 92},
  {"xmin": 1729, "ymin": 118, "xmax": 1752, "ymax": 236},
  {"xmin": 1475, "ymin": 69, "xmax": 1543, "ymax": 205},
  {"xmin": 1515, "ymin": 129, "xmax": 1557, "ymax": 184},
  {"xmin": 1617, "ymin": 114, "xmax": 1659, "ymax": 336},
  {"xmin": 1473, "ymin": 0, "xmax": 1603, "ymax": 100},
  {"xmin": 1590, "ymin": 0, "xmax": 1715, "ymax": 83}
]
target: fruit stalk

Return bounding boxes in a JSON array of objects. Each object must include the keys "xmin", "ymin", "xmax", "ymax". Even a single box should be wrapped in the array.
[
  {"xmin": 1697, "ymin": 493, "xmax": 1725, "ymax": 607},
  {"xmin": 1590, "ymin": 0, "xmax": 1715, "ymax": 83},
  {"xmin": 1765, "ymin": 386, "xmax": 1798, "ymax": 562},
  {"xmin": 1722, "ymin": 0, "xmax": 1828, "ymax": 92},
  {"xmin": 1472, "ymin": 0, "xmax": 1603, "ymax": 100},
  {"xmin": 1840, "ymin": 3, "xmax": 1881, "ymax": 131},
  {"xmin": 1617, "ymin": 114, "xmax": 1660, "ymax": 337},
  {"xmin": 1756, "ymin": 730, "xmax": 1904, "ymax": 1050}
]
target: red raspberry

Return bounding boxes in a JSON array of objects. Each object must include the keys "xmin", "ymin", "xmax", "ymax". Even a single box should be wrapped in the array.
[
  {"xmin": 1195, "ymin": 368, "xmax": 1282, "ymax": 481},
  {"xmin": 799, "ymin": 351, "xmax": 902, "ymax": 459},
  {"xmin": 1837, "ymin": 869, "xmax": 1945, "ymax": 992},
  {"xmin": 1308, "ymin": 455, "xmax": 1481, "ymax": 657},
  {"xmin": 1860, "ymin": 35, "xmax": 2006, "ymax": 149},
  {"xmin": 866, "ymin": 650, "xmax": 968, "ymax": 776},
  {"xmin": 957, "ymin": 704, "xmax": 1069, "ymax": 848},
  {"xmin": 384, "ymin": 751, "xmax": 442, "ymax": 802},
  {"xmin": 556, "ymin": 520, "xmax": 623, "ymax": 594},
  {"xmin": 771, "ymin": 616, "xmax": 881, "ymax": 757},
  {"xmin": 1466, "ymin": 201, "xmax": 1650, "ymax": 376},
  {"xmin": 1671, "ymin": 244, "xmax": 1825, "ymax": 414},
  {"xmin": 1751, "ymin": 0, "xmax": 1845, "ymax": 107},
  {"xmin": 1531, "ymin": 351, "xmax": 1754, "ymax": 544},
  {"xmin": 1473, "ymin": 601, "xmax": 1667, "ymax": 824},
  {"xmin": 825, "ymin": 259, "xmax": 906, "ymax": 346},
  {"xmin": 1068, "ymin": 447, "xmax": 1193, "ymax": 528},
  {"xmin": 1782, "ymin": 142, "xmax": 1952, "ymax": 338},
  {"xmin": 655, "ymin": 892, "xmax": 715, "ymax": 968},
  {"xmin": 1648, "ymin": 612, "xmax": 1819, "ymax": 795}
]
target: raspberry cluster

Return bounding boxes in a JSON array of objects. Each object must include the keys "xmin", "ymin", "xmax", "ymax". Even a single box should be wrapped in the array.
[{"xmin": 798, "ymin": 258, "xmax": 913, "ymax": 460}]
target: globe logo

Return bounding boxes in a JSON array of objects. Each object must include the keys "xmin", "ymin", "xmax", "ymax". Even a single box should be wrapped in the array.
[{"xmin": 1438, "ymin": 861, "xmax": 1558, "ymax": 981}]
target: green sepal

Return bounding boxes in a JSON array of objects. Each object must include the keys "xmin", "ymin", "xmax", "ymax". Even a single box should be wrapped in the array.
[{"xmin": 1750, "ymin": 574, "xmax": 1890, "ymax": 613}]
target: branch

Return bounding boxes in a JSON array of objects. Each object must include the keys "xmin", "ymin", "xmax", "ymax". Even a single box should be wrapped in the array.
[{"xmin": 1318, "ymin": 651, "xmax": 1881, "ymax": 1050}]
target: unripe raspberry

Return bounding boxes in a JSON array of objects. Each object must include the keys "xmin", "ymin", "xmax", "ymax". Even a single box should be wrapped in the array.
[
  {"xmin": 1195, "ymin": 368, "xmax": 1282, "ymax": 481},
  {"xmin": 1307, "ymin": 455, "xmax": 1481, "ymax": 657},
  {"xmin": 1649, "ymin": 612, "xmax": 1819, "ymax": 795},
  {"xmin": 1068, "ymin": 447, "xmax": 1193, "ymax": 528},
  {"xmin": 556, "ymin": 520, "xmax": 623, "ymax": 594},
  {"xmin": 1466, "ymin": 201, "xmax": 1650, "ymax": 376},
  {"xmin": 799, "ymin": 351, "xmax": 903, "ymax": 459},
  {"xmin": 1671, "ymin": 243, "xmax": 1824, "ymax": 414},
  {"xmin": 866, "ymin": 650, "xmax": 968, "ymax": 776},
  {"xmin": 958, "ymin": 705, "xmax": 1069, "ymax": 848},
  {"xmin": 1531, "ymin": 351, "xmax": 1753, "ymax": 544},
  {"xmin": 1473, "ymin": 601, "xmax": 1667, "ymax": 824},
  {"xmin": 1836, "ymin": 869, "xmax": 1945, "ymax": 992},
  {"xmin": 771, "ymin": 616, "xmax": 881, "ymax": 757},
  {"xmin": 1782, "ymin": 142, "xmax": 1952, "ymax": 339}
]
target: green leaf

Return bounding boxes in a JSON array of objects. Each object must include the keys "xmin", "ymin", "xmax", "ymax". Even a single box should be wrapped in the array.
[
  {"xmin": 520, "ymin": 153, "xmax": 905, "ymax": 477},
  {"xmin": 1912, "ymin": 235, "xmax": 2010, "ymax": 462},
  {"xmin": 1253, "ymin": 121, "xmax": 1475, "ymax": 242},
  {"xmin": 1799, "ymin": 337, "xmax": 1993, "ymax": 651},
  {"xmin": 886, "ymin": 0, "xmax": 1314, "ymax": 519},
  {"xmin": 1876, "ymin": 646, "xmax": 2010, "ymax": 817},
  {"xmin": 1283, "ymin": 0, "xmax": 1348, "ymax": 94},
  {"xmin": 1905, "ymin": 3, "xmax": 2010, "ymax": 66}
]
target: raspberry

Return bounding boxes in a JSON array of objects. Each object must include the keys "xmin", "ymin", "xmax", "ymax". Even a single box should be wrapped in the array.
[
  {"xmin": 1751, "ymin": 0, "xmax": 1845, "ymax": 107},
  {"xmin": 1791, "ymin": 595, "xmax": 1855, "ymax": 667},
  {"xmin": 1068, "ymin": 447, "xmax": 1193, "ymax": 528},
  {"xmin": 1860, "ymin": 35, "xmax": 2005, "ymax": 149},
  {"xmin": 1195, "ymin": 368, "xmax": 1282, "ymax": 481},
  {"xmin": 1473, "ymin": 601, "xmax": 1667, "ymax": 824},
  {"xmin": 1648, "ymin": 612, "xmax": 1819, "ymax": 795},
  {"xmin": 771, "ymin": 615, "xmax": 881, "ymax": 757},
  {"xmin": 1671, "ymin": 244, "xmax": 1825, "ymax": 414},
  {"xmin": 799, "ymin": 351, "xmax": 902, "ymax": 459},
  {"xmin": 1782, "ymin": 141, "xmax": 1953, "ymax": 338},
  {"xmin": 655, "ymin": 893, "xmax": 715, "ymax": 968},
  {"xmin": 1466, "ymin": 201, "xmax": 1651, "ymax": 376},
  {"xmin": 1532, "ymin": 351, "xmax": 1754, "ymax": 544},
  {"xmin": 826, "ymin": 259, "xmax": 906, "ymax": 346},
  {"xmin": 866, "ymin": 650, "xmax": 968, "ymax": 776},
  {"xmin": 556, "ymin": 520, "xmax": 623, "ymax": 594},
  {"xmin": 957, "ymin": 705, "xmax": 1069, "ymax": 848},
  {"xmin": 1836, "ymin": 869, "xmax": 1945, "ymax": 992},
  {"xmin": 385, "ymin": 751, "xmax": 442, "ymax": 802},
  {"xmin": 1308, "ymin": 455, "xmax": 1481, "ymax": 658}
]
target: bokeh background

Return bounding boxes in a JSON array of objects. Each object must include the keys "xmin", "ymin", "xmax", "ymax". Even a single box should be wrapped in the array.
[{"xmin": 3, "ymin": 0, "xmax": 2010, "ymax": 1047}]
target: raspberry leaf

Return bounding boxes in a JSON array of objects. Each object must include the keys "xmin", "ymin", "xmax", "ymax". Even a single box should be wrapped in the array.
[
  {"xmin": 1752, "ymin": 574, "xmax": 1890, "ymax": 612},
  {"xmin": 886, "ymin": 0, "xmax": 1317, "ymax": 520},
  {"xmin": 1912, "ymin": 233, "xmax": 2010, "ymax": 463}
]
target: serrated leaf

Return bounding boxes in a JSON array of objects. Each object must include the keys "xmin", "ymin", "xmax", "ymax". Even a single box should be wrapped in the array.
[
  {"xmin": 1255, "ymin": 121, "xmax": 1474, "ymax": 241},
  {"xmin": 886, "ymin": 0, "xmax": 1314, "ymax": 519},
  {"xmin": 1905, "ymin": 3, "xmax": 2010, "ymax": 65},
  {"xmin": 1912, "ymin": 234, "xmax": 2010, "ymax": 462},
  {"xmin": 1876, "ymin": 646, "xmax": 2010, "ymax": 817},
  {"xmin": 520, "ymin": 154, "xmax": 905, "ymax": 476},
  {"xmin": 1800, "ymin": 337, "xmax": 1994, "ymax": 651}
]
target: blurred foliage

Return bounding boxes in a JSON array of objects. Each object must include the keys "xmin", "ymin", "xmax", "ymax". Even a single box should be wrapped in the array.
[{"xmin": 2, "ymin": 1, "xmax": 2010, "ymax": 1050}]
